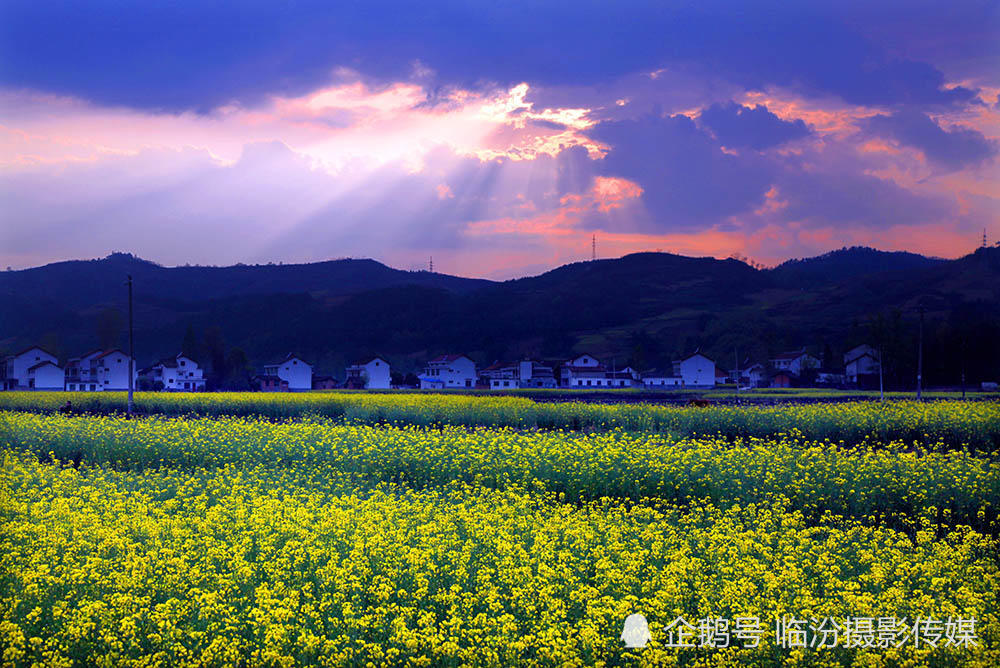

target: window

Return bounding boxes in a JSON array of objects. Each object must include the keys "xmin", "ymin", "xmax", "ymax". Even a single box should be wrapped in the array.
[
  {"xmin": 180, "ymin": 361, "xmax": 186, "ymax": 366},
  {"xmin": 90, "ymin": 384, "xmax": 96, "ymax": 391}
]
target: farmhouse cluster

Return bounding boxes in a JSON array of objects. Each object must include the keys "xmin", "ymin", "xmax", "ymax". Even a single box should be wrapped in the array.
[{"xmin": 0, "ymin": 343, "xmax": 889, "ymax": 392}]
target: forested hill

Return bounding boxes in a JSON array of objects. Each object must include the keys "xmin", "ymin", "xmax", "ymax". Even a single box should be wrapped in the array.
[{"xmin": 2, "ymin": 246, "xmax": 998, "ymax": 387}]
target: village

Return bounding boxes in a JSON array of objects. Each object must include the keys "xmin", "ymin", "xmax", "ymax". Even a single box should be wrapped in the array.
[{"xmin": 0, "ymin": 344, "xmax": 889, "ymax": 392}]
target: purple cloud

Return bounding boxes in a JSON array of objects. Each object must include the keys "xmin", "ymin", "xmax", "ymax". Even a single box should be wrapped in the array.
[
  {"xmin": 866, "ymin": 110, "xmax": 997, "ymax": 170},
  {"xmin": 698, "ymin": 102, "xmax": 810, "ymax": 150},
  {"xmin": 586, "ymin": 113, "xmax": 774, "ymax": 229}
]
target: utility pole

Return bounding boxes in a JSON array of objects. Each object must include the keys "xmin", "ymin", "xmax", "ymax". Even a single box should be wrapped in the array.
[
  {"xmin": 961, "ymin": 335, "xmax": 966, "ymax": 400},
  {"xmin": 916, "ymin": 305, "xmax": 924, "ymax": 400},
  {"xmin": 878, "ymin": 346, "xmax": 884, "ymax": 402},
  {"xmin": 734, "ymin": 347, "xmax": 740, "ymax": 398},
  {"xmin": 126, "ymin": 274, "xmax": 134, "ymax": 415}
]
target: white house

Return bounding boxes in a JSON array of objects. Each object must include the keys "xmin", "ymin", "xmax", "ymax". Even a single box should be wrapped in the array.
[
  {"xmin": 518, "ymin": 360, "xmax": 557, "ymax": 388},
  {"xmin": 678, "ymin": 351, "xmax": 716, "ymax": 387},
  {"xmin": 65, "ymin": 349, "xmax": 105, "ymax": 391},
  {"xmin": 483, "ymin": 362, "xmax": 519, "ymax": 389},
  {"xmin": 727, "ymin": 359, "xmax": 765, "ymax": 388},
  {"xmin": 1, "ymin": 346, "xmax": 60, "ymax": 390},
  {"xmin": 420, "ymin": 354, "xmax": 477, "ymax": 389},
  {"xmin": 607, "ymin": 365, "xmax": 642, "ymax": 388},
  {"xmin": 740, "ymin": 362, "xmax": 766, "ymax": 388},
  {"xmin": 844, "ymin": 345, "xmax": 880, "ymax": 384},
  {"xmin": 770, "ymin": 350, "xmax": 820, "ymax": 375},
  {"xmin": 97, "ymin": 350, "xmax": 137, "ymax": 391},
  {"xmin": 145, "ymin": 354, "xmax": 206, "ymax": 391},
  {"xmin": 560, "ymin": 354, "xmax": 611, "ymax": 388},
  {"xmin": 263, "ymin": 353, "xmax": 313, "ymax": 391},
  {"xmin": 346, "ymin": 357, "xmax": 391, "ymax": 389},
  {"xmin": 642, "ymin": 368, "xmax": 684, "ymax": 388},
  {"xmin": 27, "ymin": 361, "xmax": 66, "ymax": 390},
  {"xmin": 65, "ymin": 349, "xmax": 138, "ymax": 391}
]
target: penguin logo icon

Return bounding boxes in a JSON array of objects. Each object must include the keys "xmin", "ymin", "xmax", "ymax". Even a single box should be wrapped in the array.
[{"xmin": 621, "ymin": 613, "xmax": 651, "ymax": 648}]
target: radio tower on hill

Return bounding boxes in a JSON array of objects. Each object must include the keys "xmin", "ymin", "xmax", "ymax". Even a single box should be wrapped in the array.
[
  {"xmin": 984, "ymin": 228, "xmax": 988, "ymax": 249},
  {"xmin": 592, "ymin": 234, "xmax": 597, "ymax": 261},
  {"xmin": 429, "ymin": 256, "xmax": 434, "ymax": 272}
]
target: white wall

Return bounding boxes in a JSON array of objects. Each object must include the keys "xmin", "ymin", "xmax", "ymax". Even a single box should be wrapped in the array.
[
  {"xmin": 98, "ymin": 351, "xmax": 136, "ymax": 390},
  {"xmin": 441, "ymin": 357, "xmax": 476, "ymax": 387},
  {"xmin": 276, "ymin": 358, "xmax": 312, "ymax": 390},
  {"xmin": 9, "ymin": 348, "xmax": 57, "ymax": 386},
  {"xmin": 680, "ymin": 354, "xmax": 715, "ymax": 387},
  {"xmin": 30, "ymin": 364, "xmax": 65, "ymax": 390},
  {"xmin": 363, "ymin": 358, "xmax": 391, "ymax": 389}
]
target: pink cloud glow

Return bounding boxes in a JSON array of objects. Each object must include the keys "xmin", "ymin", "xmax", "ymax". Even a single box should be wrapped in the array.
[{"xmin": 0, "ymin": 80, "xmax": 601, "ymax": 172}]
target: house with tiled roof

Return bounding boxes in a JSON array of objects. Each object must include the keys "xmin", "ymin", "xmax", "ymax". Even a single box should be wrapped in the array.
[
  {"xmin": 65, "ymin": 349, "xmax": 105, "ymax": 390},
  {"xmin": 263, "ymin": 353, "xmax": 312, "ymax": 391},
  {"xmin": 676, "ymin": 350, "xmax": 716, "ymax": 387},
  {"xmin": 312, "ymin": 375, "xmax": 339, "ymax": 390},
  {"xmin": 143, "ymin": 354, "xmax": 205, "ymax": 391},
  {"xmin": 346, "ymin": 357, "xmax": 390, "ymax": 389},
  {"xmin": 253, "ymin": 374, "xmax": 289, "ymax": 392},
  {"xmin": 1, "ymin": 346, "xmax": 60, "ymax": 390},
  {"xmin": 65, "ymin": 349, "xmax": 137, "ymax": 391},
  {"xmin": 420, "ymin": 354, "xmax": 476, "ymax": 389},
  {"xmin": 27, "ymin": 360, "xmax": 65, "ymax": 390},
  {"xmin": 769, "ymin": 349, "xmax": 820, "ymax": 376},
  {"xmin": 559, "ymin": 353, "xmax": 611, "ymax": 387},
  {"xmin": 844, "ymin": 344, "xmax": 880, "ymax": 385}
]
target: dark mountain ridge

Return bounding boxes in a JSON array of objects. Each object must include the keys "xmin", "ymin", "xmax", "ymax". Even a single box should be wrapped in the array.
[{"xmin": 2, "ymin": 246, "xmax": 997, "ymax": 387}]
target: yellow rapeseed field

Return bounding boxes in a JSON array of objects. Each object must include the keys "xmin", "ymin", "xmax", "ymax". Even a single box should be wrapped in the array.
[
  {"xmin": 1, "ymin": 393, "xmax": 997, "ymax": 450},
  {"xmin": 1, "ymin": 400, "xmax": 998, "ymax": 666}
]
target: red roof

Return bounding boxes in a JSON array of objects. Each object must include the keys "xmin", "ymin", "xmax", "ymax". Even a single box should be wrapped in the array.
[
  {"xmin": 429, "ymin": 354, "xmax": 470, "ymax": 363},
  {"xmin": 98, "ymin": 349, "xmax": 127, "ymax": 359},
  {"xmin": 27, "ymin": 361, "xmax": 60, "ymax": 372},
  {"xmin": 13, "ymin": 345, "xmax": 57, "ymax": 359}
]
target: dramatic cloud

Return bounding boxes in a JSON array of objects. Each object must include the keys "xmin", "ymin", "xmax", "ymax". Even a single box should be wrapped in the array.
[
  {"xmin": 1, "ymin": 1, "xmax": 997, "ymax": 274},
  {"xmin": 587, "ymin": 114, "xmax": 774, "ymax": 229},
  {"xmin": 699, "ymin": 102, "xmax": 811, "ymax": 150},
  {"xmin": 865, "ymin": 110, "xmax": 997, "ymax": 170},
  {"xmin": 1, "ymin": 1, "xmax": 989, "ymax": 111}
]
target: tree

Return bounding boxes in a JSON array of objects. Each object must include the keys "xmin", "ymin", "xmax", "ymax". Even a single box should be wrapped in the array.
[
  {"xmin": 221, "ymin": 347, "xmax": 252, "ymax": 391},
  {"xmin": 203, "ymin": 326, "xmax": 228, "ymax": 389}
]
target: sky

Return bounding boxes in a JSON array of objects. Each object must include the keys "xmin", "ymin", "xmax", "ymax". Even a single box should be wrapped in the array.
[{"xmin": 1, "ymin": 0, "xmax": 998, "ymax": 279}]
